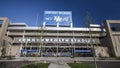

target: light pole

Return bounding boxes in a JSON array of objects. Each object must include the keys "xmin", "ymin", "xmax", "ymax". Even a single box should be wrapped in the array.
[
  {"xmin": 89, "ymin": 27, "xmax": 97, "ymax": 68},
  {"xmin": 86, "ymin": 12, "xmax": 97, "ymax": 68}
]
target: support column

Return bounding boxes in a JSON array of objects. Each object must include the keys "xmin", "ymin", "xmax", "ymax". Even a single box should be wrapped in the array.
[
  {"xmin": 57, "ymin": 22, "xmax": 59, "ymax": 28},
  {"xmin": 72, "ymin": 31, "xmax": 75, "ymax": 57},
  {"xmin": 43, "ymin": 22, "xmax": 46, "ymax": 28},
  {"xmin": 70, "ymin": 22, "xmax": 73, "ymax": 28},
  {"xmin": 57, "ymin": 30, "xmax": 59, "ymax": 57},
  {"xmin": 19, "ymin": 31, "xmax": 25, "ymax": 57}
]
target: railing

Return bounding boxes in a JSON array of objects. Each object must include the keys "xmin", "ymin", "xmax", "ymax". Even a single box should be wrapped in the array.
[
  {"xmin": 112, "ymin": 31, "xmax": 120, "ymax": 35},
  {"xmin": 8, "ymin": 32, "xmax": 23, "ymax": 35},
  {"xmin": 8, "ymin": 32, "xmax": 105, "ymax": 37}
]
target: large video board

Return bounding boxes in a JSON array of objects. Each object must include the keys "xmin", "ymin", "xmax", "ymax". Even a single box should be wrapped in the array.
[{"xmin": 44, "ymin": 11, "xmax": 72, "ymax": 26}]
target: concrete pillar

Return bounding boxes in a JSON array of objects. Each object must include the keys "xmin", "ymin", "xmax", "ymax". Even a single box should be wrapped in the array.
[
  {"xmin": 105, "ymin": 20, "xmax": 120, "ymax": 57},
  {"xmin": 0, "ymin": 17, "xmax": 12, "ymax": 57}
]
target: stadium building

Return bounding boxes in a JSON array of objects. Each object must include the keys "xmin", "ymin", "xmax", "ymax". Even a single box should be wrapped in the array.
[{"xmin": 0, "ymin": 11, "xmax": 120, "ymax": 57}]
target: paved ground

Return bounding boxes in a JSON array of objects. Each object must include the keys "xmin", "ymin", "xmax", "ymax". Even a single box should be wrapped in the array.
[
  {"xmin": 0, "ymin": 57, "xmax": 120, "ymax": 68},
  {"xmin": 48, "ymin": 62, "xmax": 71, "ymax": 68}
]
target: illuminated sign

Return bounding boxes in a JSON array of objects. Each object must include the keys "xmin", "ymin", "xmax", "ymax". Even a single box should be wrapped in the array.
[{"xmin": 44, "ymin": 11, "xmax": 72, "ymax": 26}]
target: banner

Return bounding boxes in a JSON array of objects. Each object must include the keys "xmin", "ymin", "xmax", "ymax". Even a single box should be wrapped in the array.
[
  {"xmin": 44, "ymin": 11, "xmax": 72, "ymax": 26},
  {"xmin": 74, "ymin": 50, "xmax": 91, "ymax": 53}
]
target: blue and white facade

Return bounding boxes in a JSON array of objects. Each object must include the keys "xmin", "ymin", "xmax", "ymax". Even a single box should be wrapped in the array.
[
  {"xmin": 7, "ymin": 23, "xmax": 109, "ymax": 57},
  {"xmin": 4, "ymin": 11, "xmax": 110, "ymax": 57}
]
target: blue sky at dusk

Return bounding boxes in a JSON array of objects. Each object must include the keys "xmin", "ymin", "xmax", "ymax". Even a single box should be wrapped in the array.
[{"xmin": 0, "ymin": 0, "xmax": 120, "ymax": 27}]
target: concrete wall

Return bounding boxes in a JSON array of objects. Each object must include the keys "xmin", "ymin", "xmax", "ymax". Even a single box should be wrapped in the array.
[
  {"xmin": 112, "ymin": 35, "xmax": 120, "ymax": 57},
  {"xmin": 95, "ymin": 46, "xmax": 109, "ymax": 57},
  {"xmin": 0, "ymin": 17, "xmax": 9, "ymax": 39},
  {"xmin": 11, "ymin": 46, "xmax": 20, "ymax": 56},
  {"xmin": 0, "ymin": 17, "xmax": 12, "ymax": 57},
  {"xmin": 105, "ymin": 20, "xmax": 120, "ymax": 57}
]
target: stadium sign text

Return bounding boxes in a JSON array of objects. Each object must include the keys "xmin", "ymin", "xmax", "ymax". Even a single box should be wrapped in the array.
[{"xmin": 18, "ymin": 38, "xmax": 98, "ymax": 44}]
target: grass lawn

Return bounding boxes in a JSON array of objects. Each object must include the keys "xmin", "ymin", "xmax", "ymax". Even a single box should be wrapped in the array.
[
  {"xmin": 68, "ymin": 63, "xmax": 95, "ymax": 68},
  {"xmin": 20, "ymin": 63, "xmax": 49, "ymax": 68}
]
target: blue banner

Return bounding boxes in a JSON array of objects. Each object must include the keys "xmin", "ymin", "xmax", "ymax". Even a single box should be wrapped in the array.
[
  {"xmin": 44, "ymin": 11, "xmax": 72, "ymax": 26},
  {"xmin": 21, "ymin": 50, "xmax": 39, "ymax": 52},
  {"xmin": 74, "ymin": 50, "xmax": 91, "ymax": 53}
]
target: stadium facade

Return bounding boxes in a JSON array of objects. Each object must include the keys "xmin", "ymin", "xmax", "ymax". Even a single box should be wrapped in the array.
[{"xmin": 0, "ymin": 11, "xmax": 120, "ymax": 57}]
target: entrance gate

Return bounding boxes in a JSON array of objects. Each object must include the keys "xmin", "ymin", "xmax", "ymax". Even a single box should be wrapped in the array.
[
  {"xmin": 43, "ymin": 48, "xmax": 72, "ymax": 57},
  {"xmin": 20, "ymin": 47, "xmax": 73, "ymax": 57}
]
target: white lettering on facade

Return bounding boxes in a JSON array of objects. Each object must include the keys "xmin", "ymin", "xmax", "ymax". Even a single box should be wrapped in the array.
[{"xmin": 18, "ymin": 38, "xmax": 98, "ymax": 44}]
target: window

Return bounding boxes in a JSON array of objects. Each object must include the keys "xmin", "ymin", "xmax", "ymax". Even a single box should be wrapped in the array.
[
  {"xmin": 0, "ymin": 20, "xmax": 3, "ymax": 27},
  {"xmin": 110, "ymin": 23, "xmax": 120, "ymax": 31}
]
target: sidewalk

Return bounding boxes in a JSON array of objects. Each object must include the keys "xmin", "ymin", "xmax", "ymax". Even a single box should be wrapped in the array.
[{"xmin": 48, "ymin": 62, "xmax": 71, "ymax": 68}]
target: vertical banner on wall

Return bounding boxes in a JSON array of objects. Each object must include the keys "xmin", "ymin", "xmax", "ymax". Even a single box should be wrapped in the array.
[{"xmin": 44, "ymin": 11, "xmax": 72, "ymax": 26}]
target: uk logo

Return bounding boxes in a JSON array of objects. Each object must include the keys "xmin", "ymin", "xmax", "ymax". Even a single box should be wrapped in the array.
[
  {"xmin": 54, "ymin": 16, "xmax": 62, "ymax": 22},
  {"xmin": 54, "ymin": 16, "xmax": 70, "ymax": 23}
]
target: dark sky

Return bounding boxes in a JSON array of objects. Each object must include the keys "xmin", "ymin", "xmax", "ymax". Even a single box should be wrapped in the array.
[{"xmin": 0, "ymin": 0, "xmax": 120, "ymax": 27}]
